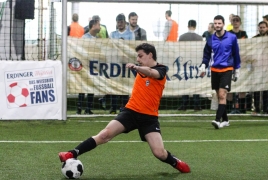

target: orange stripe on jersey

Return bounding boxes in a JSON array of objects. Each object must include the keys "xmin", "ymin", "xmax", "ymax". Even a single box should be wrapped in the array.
[
  {"xmin": 211, "ymin": 66, "xmax": 234, "ymax": 72},
  {"xmin": 125, "ymin": 73, "xmax": 166, "ymax": 116}
]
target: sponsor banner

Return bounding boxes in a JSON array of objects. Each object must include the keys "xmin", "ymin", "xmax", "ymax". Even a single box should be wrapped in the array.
[
  {"xmin": 0, "ymin": 60, "xmax": 62, "ymax": 120},
  {"xmin": 67, "ymin": 37, "xmax": 268, "ymax": 96}
]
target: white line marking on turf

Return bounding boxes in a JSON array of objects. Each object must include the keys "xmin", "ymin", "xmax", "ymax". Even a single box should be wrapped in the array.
[
  {"xmin": 77, "ymin": 120, "xmax": 268, "ymax": 123},
  {"xmin": 1, "ymin": 139, "xmax": 268, "ymax": 143},
  {"xmin": 68, "ymin": 114, "xmax": 268, "ymax": 117}
]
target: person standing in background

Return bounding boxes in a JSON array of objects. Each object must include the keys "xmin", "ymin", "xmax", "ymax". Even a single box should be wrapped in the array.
[
  {"xmin": 163, "ymin": 10, "xmax": 178, "ymax": 42},
  {"xmin": 228, "ymin": 15, "xmax": 248, "ymax": 114},
  {"xmin": 202, "ymin": 22, "xmax": 215, "ymax": 41},
  {"xmin": 179, "ymin": 20, "xmax": 203, "ymax": 41},
  {"xmin": 84, "ymin": 16, "xmax": 109, "ymax": 38},
  {"xmin": 262, "ymin": 14, "xmax": 268, "ymax": 23},
  {"xmin": 68, "ymin": 13, "xmax": 89, "ymax": 114},
  {"xmin": 253, "ymin": 21, "xmax": 268, "ymax": 37},
  {"xmin": 82, "ymin": 19, "xmax": 101, "ymax": 38},
  {"xmin": 68, "ymin": 13, "xmax": 84, "ymax": 38},
  {"xmin": 127, "ymin": 12, "xmax": 147, "ymax": 41},
  {"xmin": 92, "ymin": 15, "xmax": 109, "ymax": 38},
  {"xmin": 110, "ymin": 13, "xmax": 135, "ymax": 40},
  {"xmin": 252, "ymin": 21, "xmax": 268, "ymax": 114},
  {"xmin": 226, "ymin": 13, "xmax": 234, "ymax": 31},
  {"xmin": 229, "ymin": 15, "xmax": 248, "ymax": 39},
  {"xmin": 103, "ymin": 13, "xmax": 134, "ymax": 114},
  {"xmin": 177, "ymin": 20, "xmax": 203, "ymax": 111}
]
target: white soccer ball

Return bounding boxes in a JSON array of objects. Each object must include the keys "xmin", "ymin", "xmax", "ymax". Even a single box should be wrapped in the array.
[{"xmin": 61, "ymin": 158, "xmax": 84, "ymax": 179}]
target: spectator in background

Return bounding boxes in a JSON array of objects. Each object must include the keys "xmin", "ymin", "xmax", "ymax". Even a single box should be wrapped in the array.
[
  {"xmin": 110, "ymin": 13, "xmax": 135, "ymax": 40},
  {"xmin": 252, "ymin": 21, "xmax": 268, "ymax": 114},
  {"xmin": 76, "ymin": 20, "xmax": 101, "ymax": 115},
  {"xmin": 76, "ymin": 93, "xmax": 94, "ymax": 115},
  {"xmin": 202, "ymin": 22, "xmax": 215, "ymax": 41},
  {"xmin": 228, "ymin": 15, "xmax": 248, "ymax": 114},
  {"xmin": 101, "ymin": 13, "xmax": 133, "ymax": 114},
  {"xmin": 84, "ymin": 17, "xmax": 92, "ymax": 33},
  {"xmin": 226, "ymin": 13, "xmax": 234, "ymax": 31},
  {"xmin": 199, "ymin": 15, "xmax": 241, "ymax": 129},
  {"xmin": 82, "ymin": 19, "xmax": 101, "ymax": 38},
  {"xmin": 263, "ymin": 14, "xmax": 268, "ymax": 23},
  {"xmin": 177, "ymin": 20, "xmax": 203, "ymax": 111},
  {"xmin": 127, "ymin": 12, "xmax": 147, "ymax": 41},
  {"xmin": 68, "ymin": 13, "xmax": 84, "ymax": 38},
  {"xmin": 253, "ymin": 21, "xmax": 268, "ymax": 37},
  {"xmin": 86, "ymin": 15, "xmax": 109, "ymax": 38},
  {"xmin": 74, "ymin": 20, "xmax": 101, "ymax": 115},
  {"xmin": 68, "ymin": 13, "xmax": 89, "ymax": 114},
  {"xmin": 229, "ymin": 15, "xmax": 248, "ymax": 39},
  {"xmin": 179, "ymin": 20, "xmax": 203, "ymax": 41},
  {"xmin": 163, "ymin": 10, "xmax": 179, "ymax": 42}
]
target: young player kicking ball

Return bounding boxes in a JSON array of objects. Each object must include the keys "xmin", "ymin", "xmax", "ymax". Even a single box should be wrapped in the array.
[{"xmin": 59, "ymin": 43, "xmax": 190, "ymax": 173}]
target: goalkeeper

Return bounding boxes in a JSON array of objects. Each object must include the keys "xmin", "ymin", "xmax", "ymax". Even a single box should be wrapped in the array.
[{"xmin": 199, "ymin": 15, "xmax": 241, "ymax": 129}]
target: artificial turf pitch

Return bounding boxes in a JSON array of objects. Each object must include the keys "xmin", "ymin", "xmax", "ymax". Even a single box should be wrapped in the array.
[{"xmin": 1, "ymin": 116, "xmax": 268, "ymax": 180}]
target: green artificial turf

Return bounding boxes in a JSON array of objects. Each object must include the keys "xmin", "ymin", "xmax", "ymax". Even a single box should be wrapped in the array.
[{"xmin": 0, "ymin": 116, "xmax": 268, "ymax": 180}]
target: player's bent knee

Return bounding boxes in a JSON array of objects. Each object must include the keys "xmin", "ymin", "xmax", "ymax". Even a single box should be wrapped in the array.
[
  {"xmin": 152, "ymin": 149, "xmax": 166, "ymax": 160},
  {"xmin": 98, "ymin": 129, "xmax": 111, "ymax": 143}
]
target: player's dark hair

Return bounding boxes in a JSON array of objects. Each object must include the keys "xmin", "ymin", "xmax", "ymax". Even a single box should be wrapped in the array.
[
  {"xmin": 188, "ymin": 20, "xmax": 197, "ymax": 28},
  {"xmin": 258, "ymin": 21, "xmax": 268, "ymax": 27},
  {"xmin": 135, "ymin": 43, "xmax": 157, "ymax": 61},
  {"xmin": 166, "ymin": 10, "xmax": 172, "ymax": 17},
  {"xmin": 89, "ymin": 20, "xmax": 99, "ymax": 29},
  {"xmin": 214, "ymin": 15, "xmax": 225, "ymax": 24},
  {"xmin": 128, "ymin": 12, "xmax": 138, "ymax": 19}
]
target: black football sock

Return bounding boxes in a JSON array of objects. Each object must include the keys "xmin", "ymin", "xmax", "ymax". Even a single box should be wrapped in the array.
[
  {"xmin": 111, "ymin": 95, "xmax": 117, "ymax": 111},
  {"xmin": 216, "ymin": 104, "xmax": 226, "ymax": 121},
  {"xmin": 85, "ymin": 93, "xmax": 94, "ymax": 113},
  {"xmin": 160, "ymin": 151, "xmax": 177, "ymax": 167},
  {"xmin": 239, "ymin": 98, "xmax": 246, "ymax": 113},
  {"xmin": 70, "ymin": 137, "xmax": 97, "ymax": 157},
  {"xmin": 222, "ymin": 108, "xmax": 228, "ymax": 122}
]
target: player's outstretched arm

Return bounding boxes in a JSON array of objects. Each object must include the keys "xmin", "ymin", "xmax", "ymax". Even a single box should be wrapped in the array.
[{"xmin": 126, "ymin": 63, "xmax": 160, "ymax": 79}]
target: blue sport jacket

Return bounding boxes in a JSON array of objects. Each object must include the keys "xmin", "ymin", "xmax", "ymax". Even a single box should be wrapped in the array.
[{"xmin": 202, "ymin": 31, "xmax": 241, "ymax": 70}]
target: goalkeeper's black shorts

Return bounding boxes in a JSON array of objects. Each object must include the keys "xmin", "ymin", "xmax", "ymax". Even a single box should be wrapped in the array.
[{"xmin": 211, "ymin": 70, "xmax": 233, "ymax": 92}]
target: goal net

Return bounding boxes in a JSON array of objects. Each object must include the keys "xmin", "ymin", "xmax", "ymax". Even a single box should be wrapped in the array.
[{"xmin": 0, "ymin": 0, "xmax": 267, "ymax": 117}]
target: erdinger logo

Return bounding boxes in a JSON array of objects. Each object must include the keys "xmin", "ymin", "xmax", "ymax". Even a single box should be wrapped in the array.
[{"xmin": 69, "ymin": 57, "xmax": 82, "ymax": 71}]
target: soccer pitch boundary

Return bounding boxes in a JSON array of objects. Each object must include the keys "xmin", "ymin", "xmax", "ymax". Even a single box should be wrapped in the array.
[
  {"xmin": 68, "ymin": 114, "xmax": 268, "ymax": 118},
  {"xmin": 77, "ymin": 119, "xmax": 268, "ymax": 123},
  {"xmin": 1, "ymin": 139, "xmax": 268, "ymax": 143}
]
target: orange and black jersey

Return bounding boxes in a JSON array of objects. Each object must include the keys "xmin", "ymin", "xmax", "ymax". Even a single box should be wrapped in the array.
[{"xmin": 125, "ymin": 64, "xmax": 167, "ymax": 116}]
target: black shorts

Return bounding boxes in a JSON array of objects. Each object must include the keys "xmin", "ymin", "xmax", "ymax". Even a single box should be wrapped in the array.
[
  {"xmin": 211, "ymin": 70, "xmax": 233, "ymax": 92},
  {"xmin": 114, "ymin": 108, "xmax": 161, "ymax": 141}
]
